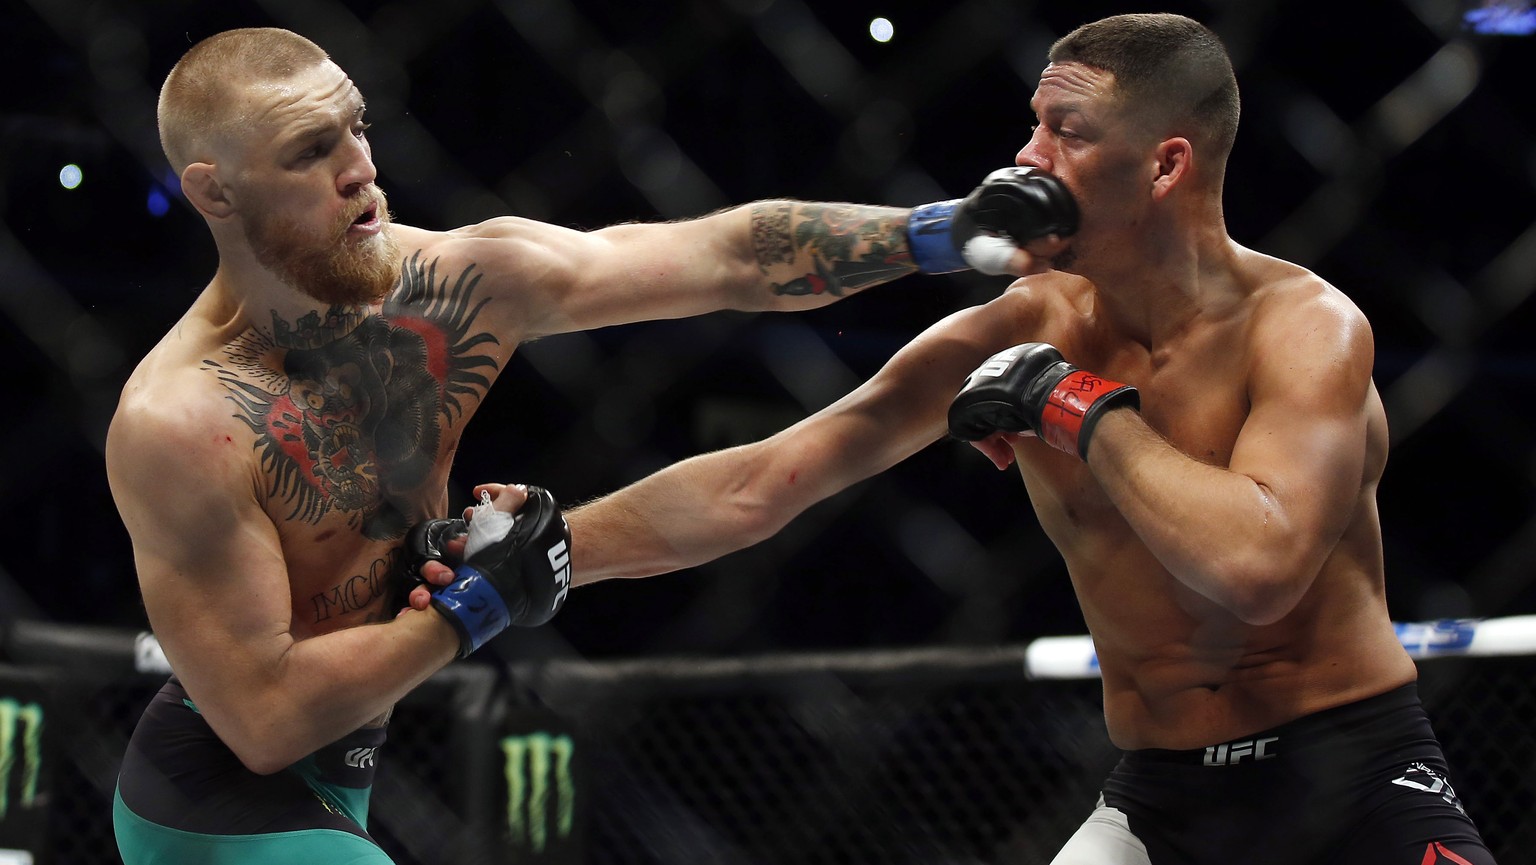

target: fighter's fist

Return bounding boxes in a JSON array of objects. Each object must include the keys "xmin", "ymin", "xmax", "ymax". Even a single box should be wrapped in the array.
[
  {"xmin": 428, "ymin": 485, "xmax": 572, "ymax": 657},
  {"xmin": 947, "ymin": 343, "xmax": 1138, "ymax": 460},
  {"xmin": 908, "ymin": 167, "xmax": 1078, "ymax": 275}
]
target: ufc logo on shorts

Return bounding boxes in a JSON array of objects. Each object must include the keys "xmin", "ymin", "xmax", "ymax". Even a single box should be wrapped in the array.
[
  {"xmin": 1203, "ymin": 735, "xmax": 1278, "ymax": 766},
  {"xmin": 547, "ymin": 539, "xmax": 571, "ymax": 610}
]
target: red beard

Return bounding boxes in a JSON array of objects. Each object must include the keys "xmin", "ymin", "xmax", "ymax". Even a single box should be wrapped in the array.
[{"xmin": 245, "ymin": 186, "xmax": 401, "ymax": 306}]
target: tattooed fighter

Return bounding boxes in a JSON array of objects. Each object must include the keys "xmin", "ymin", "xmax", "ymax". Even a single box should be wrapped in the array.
[{"xmin": 103, "ymin": 26, "xmax": 1067, "ymax": 865}]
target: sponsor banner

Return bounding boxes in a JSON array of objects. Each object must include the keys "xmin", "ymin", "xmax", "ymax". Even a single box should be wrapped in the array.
[
  {"xmin": 498, "ymin": 710, "xmax": 583, "ymax": 864},
  {"xmin": 0, "ymin": 674, "xmax": 49, "ymax": 862}
]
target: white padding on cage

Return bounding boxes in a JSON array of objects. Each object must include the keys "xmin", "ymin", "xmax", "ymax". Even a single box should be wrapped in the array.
[
  {"xmin": 1024, "ymin": 635, "xmax": 1098, "ymax": 680},
  {"xmin": 1468, "ymin": 615, "xmax": 1536, "ymax": 654},
  {"xmin": 134, "ymin": 631, "xmax": 173, "ymax": 675},
  {"xmin": 1025, "ymin": 616, "xmax": 1536, "ymax": 679}
]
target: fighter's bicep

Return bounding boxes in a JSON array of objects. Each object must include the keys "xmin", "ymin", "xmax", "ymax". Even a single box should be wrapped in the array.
[
  {"xmin": 1229, "ymin": 306, "xmax": 1374, "ymax": 538},
  {"xmin": 458, "ymin": 213, "xmax": 755, "ymax": 338},
  {"xmin": 111, "ymin": 417, "xmax": 293, "ymax": 683}
]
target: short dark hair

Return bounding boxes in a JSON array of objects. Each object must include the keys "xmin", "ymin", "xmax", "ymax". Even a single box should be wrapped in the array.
[{"xmin": 1049, "ymin": 13, "xmax": 1240, "ymax": 161}]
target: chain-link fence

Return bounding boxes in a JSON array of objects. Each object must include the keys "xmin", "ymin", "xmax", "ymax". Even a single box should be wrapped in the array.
[
  {"xmin": 3, "ymin": 623, "xmax": 1532, "ymax": 864},
  {"xmin": 5, "ymin": 0, "xmax": 1536, "ymax": 660}
]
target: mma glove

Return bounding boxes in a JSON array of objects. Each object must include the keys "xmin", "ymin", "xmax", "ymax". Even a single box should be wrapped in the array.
[
  {"xmin": 408, "ymin": 487, "xmax": 573, "ymax": 658},
  {"xmin": 908, "ymin": 167, "xmax": 1080, "ymax": 275},
  {"xmin": 947, "ymin": 343, "xmax": 1138, "ymax": 461}
]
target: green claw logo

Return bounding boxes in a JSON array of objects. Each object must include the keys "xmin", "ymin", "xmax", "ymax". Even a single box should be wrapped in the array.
[
  {"xmin": 0, "ymin": 699, "xmax": 43, "ymax": 820},
  {"xmin": 501, "ymin": 732, "xmax": 574, "ymax": 852}
]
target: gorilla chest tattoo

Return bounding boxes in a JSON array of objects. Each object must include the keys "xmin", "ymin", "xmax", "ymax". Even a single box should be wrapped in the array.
[{"xmin": 206, "ymin": 255, "xmax": 498, "ymax": 544}]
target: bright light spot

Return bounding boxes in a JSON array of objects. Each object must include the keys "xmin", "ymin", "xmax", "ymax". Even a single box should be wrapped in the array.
[
  {"xmin": 59, "ymin": 164, "xmax": 83, "ymax": 189},
  {"xmin": 147, "ymin": 186, "xmax": 170, "ymax": 217},
  {"xmin": 870, "ymin": 17, "xmax": 894, "ymax": 43}
]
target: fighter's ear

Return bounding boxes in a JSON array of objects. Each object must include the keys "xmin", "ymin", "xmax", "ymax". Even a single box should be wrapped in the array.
[
  {"xmin": 181, "ymin": 162, "xmax": 235, "ymax": 221},
  {"xmin": 1150, "ymin": 137, "xmax": 1192, "ymax": 200}
]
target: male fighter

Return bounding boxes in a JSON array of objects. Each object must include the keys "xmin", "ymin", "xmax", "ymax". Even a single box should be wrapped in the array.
[
  {"xmin": 439, "ymin": 13, "xmax": 1495, "ymax": 865},
  {"xmin": 104, "ymin": 25, "xmax": 1069, "ymax": 864}
]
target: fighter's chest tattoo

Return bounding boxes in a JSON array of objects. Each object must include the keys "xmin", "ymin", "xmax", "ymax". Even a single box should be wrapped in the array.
[{"xmin": 206, "ymin": 253, "xmax": 500, "ymax": 540}]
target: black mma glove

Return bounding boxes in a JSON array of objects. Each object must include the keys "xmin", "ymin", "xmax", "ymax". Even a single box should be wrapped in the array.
[
  {"xmin": 947, "ymin": 343, "xmax": 1138, "ymax": 460},
  {"xmin": 395, "ymin": 517, "xmax": 467, "ymax": 609},
  {"xmin": 908, "ymin": 167, "xmax": 1080, "ymax": 274},
  {"xmin": 427, "ymin": 487, "xmax": 573, "ymax": 657}
]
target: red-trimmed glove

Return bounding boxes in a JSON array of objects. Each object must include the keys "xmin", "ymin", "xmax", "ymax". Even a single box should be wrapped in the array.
[{"xmin": 947, "ymin": 343, "xmax": 1139, "ymax": 460}]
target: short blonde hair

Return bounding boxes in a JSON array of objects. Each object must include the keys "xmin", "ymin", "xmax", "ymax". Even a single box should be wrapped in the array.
[{"xmin": 157, "ymin": 28, "xmax": 330, "ymax": 173}]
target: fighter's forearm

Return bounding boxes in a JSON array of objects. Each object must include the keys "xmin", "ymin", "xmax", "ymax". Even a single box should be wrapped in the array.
[
  {"xmin": 567, "ymin": 443, "xmax": 806, "ymax": 586},
  {"xmin": 186, "ymin": 608, "xmax": 458, "ymax": 775},
  {"xmin": 1087, "ymin": 411, "xmax": 1315, "ymax": 625},
  {"xmin": 749, "ymin": 201, "xmax": 920, "ymax": 300}
]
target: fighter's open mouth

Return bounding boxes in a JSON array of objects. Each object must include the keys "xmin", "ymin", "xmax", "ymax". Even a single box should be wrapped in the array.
[{"xmin": 352, "ymin": 206, "xmax": 375, "ymax": 225}]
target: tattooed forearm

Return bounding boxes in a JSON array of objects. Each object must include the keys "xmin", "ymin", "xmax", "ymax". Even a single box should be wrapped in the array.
[
  {"xmin": 751, "ymin": 202, "xmax": 796, "ymax": 268},
  {"xmin": 751, "ymin": 202, "xmax": 920, "ymax": 297}
]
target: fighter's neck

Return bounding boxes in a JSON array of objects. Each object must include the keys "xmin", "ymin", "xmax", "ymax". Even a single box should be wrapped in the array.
[
  {"xmin": 199, "ymin": 266, "xmax": 377, "ymax": 343},
  {"xmin": 1084, "ymin": 232, "xmax": 1244, "ymax": 348}
]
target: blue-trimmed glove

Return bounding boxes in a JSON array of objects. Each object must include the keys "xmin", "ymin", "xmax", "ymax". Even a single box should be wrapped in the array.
[
  {"xmin": 425, "ymin": 487, "xmax": 572, "ymax": 657},
  {"xmin": 908, "ymin": 167, "xmax": 1080, "ymax": 274}
]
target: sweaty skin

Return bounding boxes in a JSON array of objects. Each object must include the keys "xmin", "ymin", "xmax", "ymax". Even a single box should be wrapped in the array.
[
  {"xmin": 108, "ymin": 55, "xmax": 939, "ymax": 775},
  {"xmin": 557, "ymin": 59, "xmax": 1416, "ymax": 751}
]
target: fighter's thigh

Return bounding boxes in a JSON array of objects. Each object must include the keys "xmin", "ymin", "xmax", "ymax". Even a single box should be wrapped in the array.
[
  {"xmin": 1050, "ymin": 797, "xmax": 1153, "ymax": 865},
  {"xmin": 1330, "ymin": 801, "xmax": 1497, "ymax": 865},
  {"xmin": 114, "ymin": 787, "xmax": 394, "ymax": 865}
]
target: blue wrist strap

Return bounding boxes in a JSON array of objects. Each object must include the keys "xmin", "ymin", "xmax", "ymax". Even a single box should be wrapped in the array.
[
  {"xmin": 430, "ymin": 565, "xmax": 511, "ymax": 657},
  {"xmin": 908, "ymin": 199, "xmax": 968, "ymax": 274}
]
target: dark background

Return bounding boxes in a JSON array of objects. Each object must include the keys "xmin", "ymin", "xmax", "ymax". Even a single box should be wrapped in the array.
[{"xmin": 3, "ymin": 0, "xmax": 1534, "ymax": 663}]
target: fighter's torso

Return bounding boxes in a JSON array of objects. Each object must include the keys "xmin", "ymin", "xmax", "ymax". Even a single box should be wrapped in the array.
[
  {"xmin": 999, "ymin": 259, "xmax": 1413, "ymax": 750},
  {"xmin": 160, "ymin": 238, "xmax": 510, "ymax": 640}
]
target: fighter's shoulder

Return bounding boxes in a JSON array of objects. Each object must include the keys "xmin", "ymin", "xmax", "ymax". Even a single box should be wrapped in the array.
[
  {"xmin": 110, "ymin": 368, "xmax": 216, "ymax": 438},
  {"xmin": 107, "ymin": 356, "xmax": 250, "ymax": 491},
  {"xmin": 1246, "ymin": 253, "xmax": 1371, "ymax": 344},
  {"xmin": 1239, "ymin": 245, "xmax": 1357, "ymax": 310},
  {"xmin": 903, "ymin": 271, "xmax": 1086, "ymax": 359},
  {"xmin": 1000, "ymin": 269, "xmax": 1094, "ymax": 309},
  {"xmin": 967, "ymin": 270, "xmax": 1091, "ymax": 333},
  {"xmin": 389, "ymin": 219, "xmax": 580, "ymax": 284}
]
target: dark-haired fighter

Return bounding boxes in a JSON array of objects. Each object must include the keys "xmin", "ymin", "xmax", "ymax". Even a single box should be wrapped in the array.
[{"xmin": 513, "ymin": 14, "xmax": 1497, "ymax": 865}]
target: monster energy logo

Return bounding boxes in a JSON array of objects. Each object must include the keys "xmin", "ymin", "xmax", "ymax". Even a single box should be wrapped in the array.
[
  {"xmin": 0, "ymin": 700, "xmax": 43, "ymax": 821},
  {"xmin": 501, "ymin": 732, "xmax": 574, "ymax": 853}
]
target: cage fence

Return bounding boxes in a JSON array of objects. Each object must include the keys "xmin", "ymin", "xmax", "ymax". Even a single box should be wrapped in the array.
[{"xmin": 1, "ymin": 621, "xmax": 1533, "ymax": 864}]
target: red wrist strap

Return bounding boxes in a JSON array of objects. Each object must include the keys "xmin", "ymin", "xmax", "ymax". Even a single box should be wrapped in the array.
[{"xmin": 1041, "ymin": 370, "xmax": 1133, "ymax": 458}]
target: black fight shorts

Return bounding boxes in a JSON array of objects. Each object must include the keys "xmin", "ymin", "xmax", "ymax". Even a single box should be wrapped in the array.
[
  {"xmin": 113, "ymin": 677, "xmax": 392, "ymax": 864},
  {"xmin": 1081, "ymin": 683, "xmax": 1496, "ymax": 865}
]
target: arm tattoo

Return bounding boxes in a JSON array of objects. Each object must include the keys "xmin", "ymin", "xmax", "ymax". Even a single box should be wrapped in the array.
[
  {"xmin": 751, "ymin": 201, "xmax": 796, "ymax": 268},
  {"xmin": 208, "ymin": 252, "xmax": 499, "ymax": 540},
  {"xmin": 752, "ymin": 202, "xmax": 920, "ymax": 297}
]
